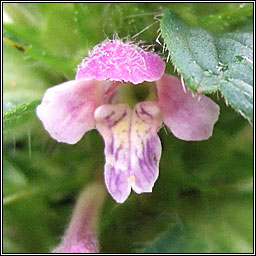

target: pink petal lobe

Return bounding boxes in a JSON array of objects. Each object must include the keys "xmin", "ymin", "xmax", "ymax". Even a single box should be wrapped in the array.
[
  {"xmin": 95, "ymin": 104, "xmax": 132, "ymax": 203},
  {"xmin": 157, "ymin": 74, "xmax": 220, "ymax": 141},
  {"xmin": 36, "ymin": 79, "xmax": 102, "ymax": 144},
  {"xmin": 130, "ymin": 102, "xmax": 162, "ymax": 194},
  {"xmin": 76, "ymin": 39, "xmax": 165, "ymax": 84}
]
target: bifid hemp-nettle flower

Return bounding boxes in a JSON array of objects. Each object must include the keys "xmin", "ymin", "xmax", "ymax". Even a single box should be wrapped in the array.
[{"xmin": 37, "ymin": 39, "xmax": 219, "ymax": 203}]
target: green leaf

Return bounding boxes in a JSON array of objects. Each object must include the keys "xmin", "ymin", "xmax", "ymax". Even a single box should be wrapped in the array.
[
  {"xmin": 3, "ymin": 101, "xmax": 40, "ymax": 136},
  {"xmin": 160, "ymin": 10, "xmax": 253, "ymax": 122},
  {"xmin": 3, "ymin": 43, "xmax": 61, "ymax": 107},
  {"xmin": 3, "ymin": 3, "xmax": 83, "ymax": 77},
  {"xmin": 3, "ymin": 37, "xmax": 77, "ymax": 77}
]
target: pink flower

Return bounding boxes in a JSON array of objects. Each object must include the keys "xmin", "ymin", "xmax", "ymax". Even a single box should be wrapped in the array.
[
  {"xmin": 52, "ymin": 183, "xmax": 105, "ymax": 253},
  {"xmin": 37, "ymin": 39, "xmax": 219, "ymax": 203}
]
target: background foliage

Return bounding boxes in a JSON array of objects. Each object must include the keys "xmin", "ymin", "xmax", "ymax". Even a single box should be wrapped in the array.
[{"xmin": 3, "ymin": 3, "xmax": 253, "ymax": 253}]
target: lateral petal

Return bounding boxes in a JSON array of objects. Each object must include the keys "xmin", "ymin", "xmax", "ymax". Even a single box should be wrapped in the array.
[
  {"xmin": 157, "ymin": 74, "xmax": 220, "ymax": 141},
  {"xmin": 36, "ymin": 79, "xmax": 102, "ymax": 144}
]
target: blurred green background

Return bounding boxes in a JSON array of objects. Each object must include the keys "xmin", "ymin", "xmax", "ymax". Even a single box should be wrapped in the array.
[{"xmin": 3, "ymin": 3, "xmax": 253, "ymax": 253}]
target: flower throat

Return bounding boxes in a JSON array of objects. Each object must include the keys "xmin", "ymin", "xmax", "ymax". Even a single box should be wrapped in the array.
[{"xmin": 114, "ymin": 81, "xmax": 157, "ymax": 108}]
